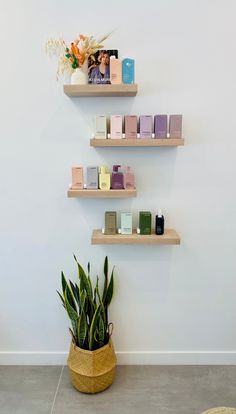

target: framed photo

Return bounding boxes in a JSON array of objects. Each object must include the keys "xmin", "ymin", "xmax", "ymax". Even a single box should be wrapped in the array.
[{"xmin": 88, "ymin": 50, "xmax": 118, "ymax": 84}]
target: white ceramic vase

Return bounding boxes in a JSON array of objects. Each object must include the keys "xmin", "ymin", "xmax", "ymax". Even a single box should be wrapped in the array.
[{"xmin": 71, "ymin": 61, "xmax": 88, "ymax": 85}]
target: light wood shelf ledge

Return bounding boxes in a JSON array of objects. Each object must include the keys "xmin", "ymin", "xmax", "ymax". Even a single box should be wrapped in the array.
[
  {"xmin": 67, "ymin": 189, "xmax": 137, "ymax": 198},
  {"xmin": 64, "ymin": 84, "xmax": 138, "ymax": 97},
  {"xmin": 91, "ymin": 229, "xmax": 180, "ymax": 245},
  {"xmin": 90, "ymin": 138, "xmax": 184, "ymax": 147}
]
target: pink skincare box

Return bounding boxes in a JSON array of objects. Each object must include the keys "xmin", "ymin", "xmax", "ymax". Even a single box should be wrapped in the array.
[
  {"xmin": 169, "ymin": 115, "xmax": 182, "ymax": 138},
  {"xmin": 71, "ymin": 167, "xmax": 83, "ymax": 189},
  {"xmin": 125, "ymin": 116, "xmax": 137, "ymax": 139},
  {"xmin": 110, "ymin": 115, "xmax": 122, "ymax": 139},
  {"xmin": 139, "ymin": 115, "xmax": 152, "ymax": 138}
]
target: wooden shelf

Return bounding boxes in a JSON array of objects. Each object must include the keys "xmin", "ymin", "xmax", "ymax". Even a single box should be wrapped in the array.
[
  {"xmin": 91, "ymin": 229, "xmax": 180, "ymax": 245},
  {"xmin": 67, "ymin": 189, "xmax": 137, "ymax": 198},
  {"xmin": 64, "ymin": 84, "xmax": 138, "ymax": 97},
  {"xmin": 90, "ymin": 138, "xmax": 184, "ymax": 147}
]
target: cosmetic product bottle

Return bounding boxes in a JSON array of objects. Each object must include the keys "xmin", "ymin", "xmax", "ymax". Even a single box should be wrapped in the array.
[
  {"xmin": 121, "ymin": 212, "xmax": 132, "ymax": 235},
  {"xmin": 154, "ymin": 115, "xmax": 168, "ymax": 138},
  {"xmin": 110, "ymin": 56, "xmax": 122, "ymax": 84},
  {"xmin": 71, "ymin": 166, "xmax": 83, "ymax": 189},
  {"xmin": 122, "ymin": 58, "xmax": 135, "ymax": 84},
  {"xmin": 124, "ymin": 166, "xmax": 135, "ymax": 189},
  {"xmin": 139, "ymin": 211, "xmax": 152, "ymax": 235},
  {"xmin": 110, "ymin": 115, "xmax": 123, "ymax": 139},
  {"xmin": 125, "ymin": 115, "xmax": 138, "ymax": 139},
  {"xmin": 105, "ymin": 211, "xmax": 117, "ymax": 235},
  {"xmin": 139, "ymin": 115, "xmax": 153, "ymax": 139},
  {"xmin": 95, "ymin": 115, "xmax": 107, "ymax": 139},
  {"xmin": 111, "ymin": 165, "xmax": 124, "ymax": 189},
  {"xmin": 169, "ymin": 115, "xmax": 182, "ymax": 138},
  {"xmin": 86, "ymin": 166, "xmax": 98, "ymax": 189},
  {"xmin": 99, "ymin": 166, "xmax": 111, "ymax": 190},
  {"xmin": 155, "ymin": 209, "xmax": 164, "ymax": 235}
]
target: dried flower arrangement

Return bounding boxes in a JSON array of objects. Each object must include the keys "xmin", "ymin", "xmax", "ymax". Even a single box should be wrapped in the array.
[{"xmin": 46, "ymin": 33, "xmax": 110, "ymax": 80}]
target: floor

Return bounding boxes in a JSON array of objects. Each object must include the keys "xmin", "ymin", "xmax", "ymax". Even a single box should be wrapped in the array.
[{"xmin": 0, "ymin": 366, "xmax": 236, "ymax": 414}]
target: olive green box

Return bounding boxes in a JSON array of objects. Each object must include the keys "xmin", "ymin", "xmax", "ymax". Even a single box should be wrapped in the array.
[
  {"xmin": 139, "ymin": 211, "xmax": 152, "ymax": 235},
  {"xmin": 105, "ymin": 211, "xmax": 117, "ymax": 235}
]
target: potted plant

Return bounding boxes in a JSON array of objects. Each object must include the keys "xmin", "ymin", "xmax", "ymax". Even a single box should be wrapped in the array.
[{"xmin": 57, "ymin": 255, "xmax": 116, "ymax": 394}]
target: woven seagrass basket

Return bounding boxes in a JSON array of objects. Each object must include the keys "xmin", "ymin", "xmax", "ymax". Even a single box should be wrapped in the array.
[
  {"xmin": 202, "ymin": 408, "xmax": 236, "ymax": 414},
  {"xmin": 67, "ymin": 339, "xmax": 117, "ymax": 394}
]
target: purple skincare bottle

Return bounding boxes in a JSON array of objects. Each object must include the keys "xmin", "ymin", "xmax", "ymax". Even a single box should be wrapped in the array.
[{"xmin": 111, "ymin": 165, "xmax": 124, "ymax": 189}]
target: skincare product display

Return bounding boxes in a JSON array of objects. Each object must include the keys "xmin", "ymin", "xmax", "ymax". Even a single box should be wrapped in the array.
[
  {"xmin": 94, "ymin": 115, "xmax": 183, "ymax": 139},
  {"xmin": 88, "ymin": 53, "xmax": 135, "ymax": 85},
  {"xmin": 70, "ymin": 165, "xmax": 135, "ymax": 191},
  {"xmin": 101, "ymin": 210, "xmax": 166, "ymax": 236}
]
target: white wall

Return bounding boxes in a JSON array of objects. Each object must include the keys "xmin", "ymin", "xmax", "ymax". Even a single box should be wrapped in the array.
[{"xmin": 1, "ymin": 0, "xmax": 236, "ymax": 365}]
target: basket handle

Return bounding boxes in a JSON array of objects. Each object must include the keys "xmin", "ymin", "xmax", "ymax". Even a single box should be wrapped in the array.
[{"xmin": 108, "ymin": 322, "xmax": 114, "ymax": 338}]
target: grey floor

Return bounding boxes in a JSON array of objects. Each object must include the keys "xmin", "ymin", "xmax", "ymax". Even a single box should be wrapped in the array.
[{"xmin": 0, "ymin": 366, "xmax": 236, "ymax": 414}]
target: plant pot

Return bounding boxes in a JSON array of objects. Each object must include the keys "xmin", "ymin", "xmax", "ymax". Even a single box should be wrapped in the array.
[
  {"xmin": 71, "ymin": 61, "xmax": 88, "ymax": 85},
  {"xmin": 67, "ymin": 339, "xmax": 117, "ymax": 394}
]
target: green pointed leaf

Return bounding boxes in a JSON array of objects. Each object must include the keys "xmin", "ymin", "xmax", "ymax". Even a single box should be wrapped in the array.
[
  {"xmin": 104, "ymin": 267, "xmax": 114, "ymax": 307},
  {"xmin": 77, "ymin": 311, "xmax": 87, "ymax": 348},
  {"xmin": 96, "ymin": 277, "xmax": 101, "ymax": 303},
  {"xmin": 71, "ymin": 319, "xmax": 77, "ymax": 344},
  {"xmin": 102, "ymin": 256, "xmax": 108, "ymax": 302},
  {"xmin": 89, "ymin": 305, "xmax": 101, "ymax": 350},
  {"xmin": 75, "ymin": 284, "xmax": 80, "ymax": 303},
  {"xmin": 88, "ymin": 276, "xmax": 93, "ymax": 299},
  {"xmin": 56, "ymin": 290, "xmax": 65, "ymax": 307},
  {"xmin": 93, "ymin": 287, "xmax": 97, "ymax": 307},
  {"xmin": 61, "ymin": 271, "xmax": 67, "ymax": 297},
  {"xmin": 57, "ymin": 290, "xmax": 65, "ymax": 308},
  {"xmin": 98, "ymin": 314, "xmax": 105, "ymax": 346},
  {"xmin": 80, "ymin": 290, "xmax": 86, "ymax": 312},
  {"xmin": 69, "ymin": 327, "xmax": 76, "ymax": 344},
  {"xmin": 64, "ymin": 286, "xmax": 78, "ymax": 321},
  {"xmin": 69, "ymin": 281, "xmax": 80, "ymax": 307},
  {"xmin": 78, "ymin": 263, "xmax": 93, "ymax": 304},
  {"xmin": 66, "ymin": 285, "xmax": 77, "ymax": 312}
]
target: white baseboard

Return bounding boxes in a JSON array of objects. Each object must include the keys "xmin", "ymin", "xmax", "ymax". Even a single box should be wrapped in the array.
[
  {"xmin": 117, "ymin": 351, "xmax": 236, "ymax": 365},
  {"xmin": 0, "ymin": 351, "xmax": 236, "ymax": 365}
]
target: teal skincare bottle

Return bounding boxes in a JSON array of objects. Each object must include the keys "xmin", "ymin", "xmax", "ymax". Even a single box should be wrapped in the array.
[{"xmin": 122, "ymin": 58, "xmax": 135, "ymax": 84}]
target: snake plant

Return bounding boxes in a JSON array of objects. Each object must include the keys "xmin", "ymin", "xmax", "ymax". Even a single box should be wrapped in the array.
[{"xmin": 57, "ymin": 255, "xmax": 114, "ymax": 351}]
